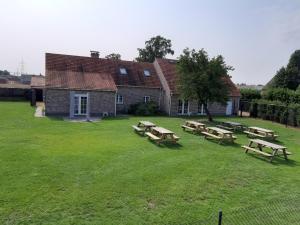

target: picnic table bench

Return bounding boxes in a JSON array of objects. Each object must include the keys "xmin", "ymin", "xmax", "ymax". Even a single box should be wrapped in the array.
[
  {"xmin": 202, "ymin": 127, "xmax": 236, "ymax": 144},
  {"xmin": 242, "ymin": 139, "xmax": 291, "ymax": 162},
  {"xmin": 182, "ymin": 120, "xmax": 206, "ymax": 133},
  {"xmin": 146, "ymin": 126, "xmax": 180, "ymax": 144},
  {"xmin": 244, "ymin": 127, "xmax": 278, "ymax": 140},
  {"xmin": 132, "ymin": 121, "xmax": 156, "ymax": 135}
]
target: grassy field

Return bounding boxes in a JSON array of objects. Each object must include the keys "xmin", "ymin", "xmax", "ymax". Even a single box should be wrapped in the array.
[{"xmin": 0, "ymin": 101, "xmax": 300, "ymax": 225}]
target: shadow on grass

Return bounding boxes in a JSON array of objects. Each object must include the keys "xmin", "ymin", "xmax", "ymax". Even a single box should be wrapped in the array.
[
  {"xmin": 245, "ymin": 153, "xmax": 298, "ymax": 167},
  {"xmin": 147, "ymin": 139, "xmax": 183, "ymax": 150}
]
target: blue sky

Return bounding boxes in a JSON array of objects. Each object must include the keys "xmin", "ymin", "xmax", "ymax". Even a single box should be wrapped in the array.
[{"xmin": 1, "ymin": 0, "xmax": 300, "ymax": 84}]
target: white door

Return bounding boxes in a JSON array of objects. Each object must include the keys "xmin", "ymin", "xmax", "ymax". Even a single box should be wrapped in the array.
[
  {"xmin": 74, "ymin": 94, "xmax": 88, "ymax": 115},
  {"xmin": 226, "ymin": 100, "xmax": 233, "ymax": 115}
]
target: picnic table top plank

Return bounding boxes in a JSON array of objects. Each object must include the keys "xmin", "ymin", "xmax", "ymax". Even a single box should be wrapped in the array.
[
  {"xmin": 139, "ymin": 121, "xmax": 156, "ymax": 127},
  {"xmin": 207, "ymin": 127, "xmax": 233, "ymax": 134},
  {"xmin": 248, "ymin": 126, "xmax": 274, "ymax": 133},
  {"xmin": 152, "ymin": 126, "xmax": 174, "ymax": 134},
  {"xmin": 250, "ymin": 139, "xmax": 286, "ymax": 149},
  {"xmin": 223, "ymin": 121, "xmax": 243, "ymax": 126},
  {"xmin": 186, "ymin": 120, "xmax": 206, "ymax": 126}
]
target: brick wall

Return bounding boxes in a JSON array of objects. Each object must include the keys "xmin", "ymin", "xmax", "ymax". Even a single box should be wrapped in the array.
[
  {"xmin": 116, "ymin": 86, "xmax": 162, "ymax": 113},
  {"xmin": 45, "ymin": 89, "xmax": 70, "ymax": 116},
  {"xmin": 45, "ymin": 89, "xmax": 116, "ymax": 116}
]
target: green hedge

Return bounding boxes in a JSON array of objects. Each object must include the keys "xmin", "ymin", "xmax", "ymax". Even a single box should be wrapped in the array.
[
  {"xmin": 128, "ymin": 101, "xmax": 159, "ymax": 116},
  {"xmin": 250, "ymin": 99, "xmax": 300, "ymax": 126}
]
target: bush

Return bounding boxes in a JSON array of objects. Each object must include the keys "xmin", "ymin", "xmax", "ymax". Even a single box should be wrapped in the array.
[
  {"xmin": 128, "ymin": 101, "xmax": 159, "ymax": 116},
  {"xmin": 240, "ymin": 89, "xmax": 261, "ymax": 112},
  {"xmin": 262, "ymin": 88, "xmax": 300, "ymax": 103},
  {"xmin": 249, "ymin": 99, "xmax": 300, "ymax": 127}
]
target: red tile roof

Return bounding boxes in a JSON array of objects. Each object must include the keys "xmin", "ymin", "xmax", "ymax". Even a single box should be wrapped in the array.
[
  {"xmin": 46, "ymin": 70, "xmax": 117, "ymax": 91},
  {"xmin": 156, "ymin": 58, "xmax": 240, "ymax": 97},
  {"xmin": 30, "ymin": 76, "xmax": 45, "ymax": 88},
  {"xmin": 46, "ymin": 53, "xmax": 162, "ymax": 88}
]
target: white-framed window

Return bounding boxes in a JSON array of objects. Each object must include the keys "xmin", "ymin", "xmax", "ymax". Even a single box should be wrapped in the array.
[
  {"xmin": 178, "ymin": 99, "xmax": 189, "ymax": 115},
  {"xmin": 119, "ymin": 68, "xmax": 127, "ymax": 75},
  {"xmin": 198, "ymin": 102, "xmax": 206, "ymax": 115},
  {"xmin": 116, "ymin": 94, "xmax": 123, "ymax": 104},
  {"xmin": 144, "ymin": 96, "xmax": 150, "ymax": 103},
  {"xmin": 144, "ymin": 69, "xmax": 150, "ymax": 76}
]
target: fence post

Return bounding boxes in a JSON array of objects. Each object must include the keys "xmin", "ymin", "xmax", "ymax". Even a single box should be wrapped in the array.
[{"xmin": 218, "ymin": 210, "xmax": 223, "ymax": 225}]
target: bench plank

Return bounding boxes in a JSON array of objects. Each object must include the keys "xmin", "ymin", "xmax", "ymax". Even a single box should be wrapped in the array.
[
  {"xmin": 145, "ymin": 132, "xmax": 161, "ymax": 141},
  {"xmin": 244, "ymin": 131, "xmax": 266, "ymax": 138},
  {"xmin": 181, "ymin": 125, "xmax": 196, "ymax": 131},
  {"xmin": 216, "ymin": 125, "xmax": 233, "ymax": 130},
  {"xmin": 132, "ymin": 125, "xmax": 143, "ymax": 132},
  {"xmin": 201, "ymin": 131, "xmax": 222, "ymax": 139},
  {"xmin": 242, "ymin": 145, "xmax": 272, "ymax": 157}
]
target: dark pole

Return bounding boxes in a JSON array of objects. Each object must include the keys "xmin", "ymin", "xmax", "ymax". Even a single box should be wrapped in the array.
[{"xmin": 218, "ymin": 210, "xmax": 223, "ymax": 225}]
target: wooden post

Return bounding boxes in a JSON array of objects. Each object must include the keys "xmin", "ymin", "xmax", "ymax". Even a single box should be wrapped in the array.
[{"xmin": 218, "ymin": 210, "xmax": 223, "ymax": 225}]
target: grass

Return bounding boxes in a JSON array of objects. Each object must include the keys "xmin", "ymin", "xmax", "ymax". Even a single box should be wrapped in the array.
[{"xmin": 0, "ymin": 101, "xmax": 299, "ymax": 225}]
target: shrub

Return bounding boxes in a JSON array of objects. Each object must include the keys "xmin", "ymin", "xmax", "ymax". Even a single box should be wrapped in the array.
[{"xmin": 128, "ymin": 101, "xmax": 159, "ymax": 116}]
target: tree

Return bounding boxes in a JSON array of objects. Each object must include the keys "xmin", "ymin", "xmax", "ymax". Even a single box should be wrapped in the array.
[
  {"xmin": 105, "ymin": 53, "xmax": 121, "ymax": 60},
  {"xmin": 0, "ymin": 70, "xmax": 10, "ymax": 75},
  {"xmin": 176, "ymin": 48, "xmax": 233, "ymax": 121},
  {"xmin": 136, "ymin": 35, "xmax": 174, "ymax": 62},
  {"xmin": 265, "ymin": 50, "xmax": 300, "ymax": 90}
]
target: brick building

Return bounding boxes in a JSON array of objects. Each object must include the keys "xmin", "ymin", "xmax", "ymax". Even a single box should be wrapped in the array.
[{"xmin": 45, "ymin": 52, "xmax": 240, "ymax": 117}]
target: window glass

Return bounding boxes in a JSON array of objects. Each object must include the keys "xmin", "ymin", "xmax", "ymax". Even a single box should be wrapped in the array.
[
  {"xmin": 144, "ymin": 70, "xmax": 150, "ymax": 76},
  {"xmin": 119, "ymin": 68, "xmax": 127, "ymax": 75}
]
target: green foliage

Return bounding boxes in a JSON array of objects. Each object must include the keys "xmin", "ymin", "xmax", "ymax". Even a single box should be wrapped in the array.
[
  {"xmin": 262, "ymin": 88, "xmax": 300, "ymax": 103},
  {"xmin": 250, "ymin": 99, "xmax": 300, "ymax": 126},
  {"xmin": 240, "ymin": 88, "xmax": 261, "ymax": 101},
  {"xmin": 128, "ymin": 101, "xmax": 159, "ymax": 116},
  {"xmin": 136, "ymin": 35, "xmax": 174, "ymax": 62},
  {"xmin": 176, "ymin": 48, "xmax": 233, "ymax": 121},
  {"xmin": 266, "ymin": 50, "xmax": 300, "ymax": 90},
  {"xmin": 105, "ymin": 53, "xmax": 121, "ymax": 60}
]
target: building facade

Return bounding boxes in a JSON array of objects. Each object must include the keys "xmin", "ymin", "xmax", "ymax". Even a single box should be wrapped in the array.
[{"xmin": 45, "ymin": 52, "xmax": 240, "ymax": 117}]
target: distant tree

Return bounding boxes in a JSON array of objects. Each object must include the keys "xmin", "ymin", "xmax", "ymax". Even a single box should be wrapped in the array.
[
  {"xmin": 176, "ymin": 48, "xmax": 233, "ymax": 121},
  {"xmin": 136, "ymin": 35, "xmax": 174, "ymax": 63},
  {"xmin": 266, "ymin": 50, "xmax": 300, "ymax": 90},
  {"xmin": 105, "ymin": 53, "xmax": 121, "ymax": 60},
  {"xmin": 0, "ymin": 70, "xmax": 10, "ymax": 75}
]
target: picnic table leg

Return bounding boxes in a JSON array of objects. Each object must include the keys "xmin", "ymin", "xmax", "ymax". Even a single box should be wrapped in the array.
[
  {"xmin": 270, "ymin": 149, "xmax": 278, "ymax": 163},
  {"xmin": 282, "ymin": 149, "xmax": 288, "ymax": 160},
  {"xmin": 246, "ymin": 141, "xmax": 253, "ymax": 153}
]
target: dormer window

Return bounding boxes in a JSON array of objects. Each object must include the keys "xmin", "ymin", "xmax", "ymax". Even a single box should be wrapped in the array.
[
  {"xmin": 144, "ymin": 69, "xmax": 151, "ymax": 76},
  {"xmin": 119, "ymin": 68, "xmax": 127, "ymax": 75}
]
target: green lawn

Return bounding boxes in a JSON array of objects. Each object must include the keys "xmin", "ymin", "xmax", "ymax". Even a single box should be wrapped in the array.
[{"xmin": 0, "ymin": 102, "xmax": 300, "ymax": 225}]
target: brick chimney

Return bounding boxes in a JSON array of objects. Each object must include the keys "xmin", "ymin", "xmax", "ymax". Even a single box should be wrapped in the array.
[{"xmin": 90, "ymin": 51, "xmax": 99, "ymax": 58}]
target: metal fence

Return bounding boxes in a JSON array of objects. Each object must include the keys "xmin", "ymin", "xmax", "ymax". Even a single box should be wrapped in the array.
[{"xmin": 198, "ymin": 196, "xmax": 300, "ymax": 225}]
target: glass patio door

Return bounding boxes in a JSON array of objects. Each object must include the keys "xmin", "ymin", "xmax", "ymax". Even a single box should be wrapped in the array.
[
  {"xmin": 178, "ymin": 100, "xmax": 189, "ymax": 115},
  {"xmin": 74, "ymin": 94, "xmax": 87, "ymax": 115}
]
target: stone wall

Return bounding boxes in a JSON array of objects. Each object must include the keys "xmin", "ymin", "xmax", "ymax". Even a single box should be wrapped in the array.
[
  {"xmin": 45, "ymin": 89, "xmax": 70, "ymax": 116},
  {"xmin": 45, "ymin": 89, "xmax": 116, "ymax": 116},
  {"xmin": 116, "ymin": 86, "xmax": 162, "ymax": 113}
]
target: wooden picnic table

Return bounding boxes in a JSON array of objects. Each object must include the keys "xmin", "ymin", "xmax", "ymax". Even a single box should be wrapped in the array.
[
  {"xmin": 242, "ymin": 139, "xmax": 291, "ymax": 162},
  {"xmin": 202, "ymin": 127, "xmax": 236, "ymax": 144},
  {"xmin": 132, "ymin": 121, "xmax": 156, "ymax": 134},
  {"xmin": 146, "ymin": 126, "xmax": 180, "ymax": 144},
  {"xmin": 222, "ymin": 121, "xmax": 244, "ymax": 130},
  {"xmin": 182, "ymin": 120, "xmax": 206, "ymax": 133},
  {"xmin": 244, "ymin": 126, "xmax": 278, "ymax": 140}
]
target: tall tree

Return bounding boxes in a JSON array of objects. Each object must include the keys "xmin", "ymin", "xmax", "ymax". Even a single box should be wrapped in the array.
[
  {"xmin": 266, "ymin": 50, "xmax": 300, "ymax": 90},
  {"xmin": 136, "ymin": 35, "xmax": 174, "ymax": 62},
  {"xmin": 105, "ymin": 53, "xmax": 121, "ymax": 60},
  {"xmin": 176, "ymin": 48, "xmax": 233, "ymax": 121}
]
